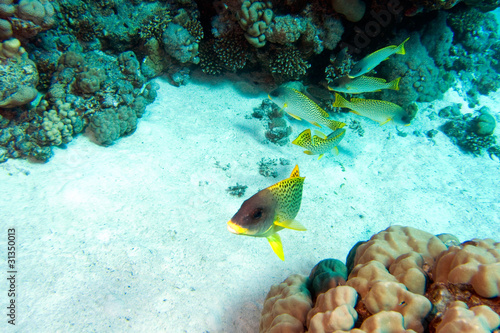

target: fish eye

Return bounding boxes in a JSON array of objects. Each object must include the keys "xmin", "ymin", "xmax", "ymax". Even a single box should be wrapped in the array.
[{"xmin": 251, "ymin": 208, "xmax": 263, "ymax": 220}]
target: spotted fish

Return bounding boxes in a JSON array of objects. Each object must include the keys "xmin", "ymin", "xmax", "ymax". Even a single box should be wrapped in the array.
[
  {"xmin": 332, "ymin": 93, "xmax": 413, "ymax": 125},
  {"xmin": 227, "ymin": 165, "xmax": 306, "ymax": 261},
  {"xmin": 292, "ymin": 128, "xmax": 346, "ymax": 160},
  {"xmin": 349, "ymin": 38, "xmax": 409, "ymax": 78},
  {"xmin": 328, "ymin": 75, "xmax": 401, "ymax": 94},
  {"xmin": 268, "ymin": 86, "xmax": 345, "ymax": 131}
]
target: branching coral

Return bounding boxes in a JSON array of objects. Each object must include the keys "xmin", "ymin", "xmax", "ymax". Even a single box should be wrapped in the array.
[{"xmin": 268, "ymin": 45, "xmax": 311, "ymax": 83}]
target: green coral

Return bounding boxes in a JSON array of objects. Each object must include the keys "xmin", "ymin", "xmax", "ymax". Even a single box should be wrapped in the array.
[{"xmin": 307, "ymin": 259, "xmax": 348, "ymax": 301}]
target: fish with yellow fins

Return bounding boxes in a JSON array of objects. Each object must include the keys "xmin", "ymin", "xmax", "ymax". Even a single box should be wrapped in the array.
[
  {"xmin": 268, "ymin": 86, "xmax": 345, "ymax": 131},
  {"xmin": 328, "ymin": 75, "xmax": 401, "ymax": 94},
  {"xmin": 227, "ymin": 165, "xmax": 306, "ymax": 261},
  {"xmin": 332, "ymin": 93, "xmax": 414, "ymax": 125},
  {"xmin": 349, "ymin": 37, "xmax": 410, "ymax": 78},
  {"xmin": 292, "ymin": 128, "xmax": 346, "ymax": 160}
]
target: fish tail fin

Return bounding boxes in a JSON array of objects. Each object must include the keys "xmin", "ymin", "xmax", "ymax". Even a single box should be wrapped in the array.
[
  {"xmin": 326, "ymin": 128, "xmax": 346, "ymax": 139},
  {"xmin": 325, "ymin": 119, "xmax": 346, "ymax": 131},
  {"xmin": 267, "ymin": 233, "xmax": 285, "ymax": 261},
  {"xmin": 332, "ymin": 93, "xmax": 348, "ymax": 108},
  {"xmin": 292, "ymin": 129, "xmax": 311, "ymax": 147},
  {"xmin": 389, "ymin": 77, "xmax": 401, "ymax": 91},
  {"xmin": 396, "ymin": 37, "xmax": 410, "ymax": 55},
  {"xmin": 290, "ymin": 164, "xmax": 300, "ymax": 178}
]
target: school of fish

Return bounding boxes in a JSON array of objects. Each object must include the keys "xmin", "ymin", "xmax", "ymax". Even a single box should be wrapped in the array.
[{"xmin": 228, "ymin": 38, "xmax": 415, "ymax": 260}]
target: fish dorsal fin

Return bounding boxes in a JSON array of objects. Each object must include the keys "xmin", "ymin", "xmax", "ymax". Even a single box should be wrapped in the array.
[
  {"xmin": 364, "ymin": 76, "xmax": 387, "ymax": 83},
  {"xmin": 389, "ymin": 77, "xmax": 401, "ymax": 91},
  {"xmin": 313, "ymin": 130, "xmax": 327, "ymax": 140},
  {"xmin": 290, "ymin": 164, "xmax": 300, "ymax": 178},
  {"xmin": 266, "ymin": 233, "xmax": 284, "ymax": 261},
  {"xmin": 274, "ymin": 219, "xmax": 307, "ymax": 231}
]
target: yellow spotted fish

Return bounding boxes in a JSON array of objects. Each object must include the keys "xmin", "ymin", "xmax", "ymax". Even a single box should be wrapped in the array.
[
  {"xmin": 227, "ymin": 165, "xmax": 306, "ymax": 261},
  {"xmin": 328, "ymin": 75, "xmax": 401, "ymax": 94},
  {"xmin": 292, "ymin": 128, "xmax": 346, "ymax": 160},
  {"xmin": 349, "ymin": 37, "xmax": 410, "ymax": 78},
  {"xmin": 268, "ymin": 86, "xmax": 345, "ymax": 131},
  {"xmin": 332, "ymin": 93, "xmax": 412, "ymax": 125}
]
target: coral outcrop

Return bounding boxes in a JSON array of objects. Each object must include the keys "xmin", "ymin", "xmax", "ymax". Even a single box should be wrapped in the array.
[
  {"xmin": 259, "ymin": 226, "xmax": 500, "ymax": 332},
  {"xmin": 2, "ymin": 0, "xmax": 500, "ymax": 162}
]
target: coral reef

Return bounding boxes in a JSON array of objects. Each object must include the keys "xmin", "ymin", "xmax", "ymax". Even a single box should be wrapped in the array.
[
  {"xmin": 259, "ymin": 225, "xmax": 500, "ymax": 332},
  {"xmin": 376, "ymin": 32, "xmax": 452, "ymax": 108},
  {"xmin": 252, "ymin": 99, "xmax": 292, "ymax": 146},
  {"xmin": 330, "ymin": 0, "xmax": 366, "ymax": 22},
  {"xmin": 236, "ymin": 0, "xmax": 273, "ymax": 48},
  {"xmin": 0, "ymin": 0, "xmax": 55, "ymax": 40},
  {"xmin": 0, "ymin": 52, "xmax": 38, "ymax": 108},
  {"xmin": 0, "ymin": 48, "xmax": 156, "ymax": 161},
  {"xmin": 2, "ymin": 0, "xmax": 500, "ymax": 162},
  {"xmin": 440, "ymin": 106, "xmax": 498, "ymax": 156}
]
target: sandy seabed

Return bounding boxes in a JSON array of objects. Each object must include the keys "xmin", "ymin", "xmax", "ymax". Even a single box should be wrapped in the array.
[{"xmin": 1, "ymin": 72, "xmax": 499, "ymax": 332}]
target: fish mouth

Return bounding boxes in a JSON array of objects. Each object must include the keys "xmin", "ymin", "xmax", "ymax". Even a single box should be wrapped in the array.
[
  {"xmin": 227, "ymin": 220, "xmax": 246, "ymax": 234},
  {"xmin": 227, "ymin": 221, "xmax": 237, "ymax": 234}
]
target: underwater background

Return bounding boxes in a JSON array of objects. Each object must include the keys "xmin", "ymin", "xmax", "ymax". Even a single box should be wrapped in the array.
[{"xmin": 0, "ymin": 0, "xmax": 499, "ymax": 332}]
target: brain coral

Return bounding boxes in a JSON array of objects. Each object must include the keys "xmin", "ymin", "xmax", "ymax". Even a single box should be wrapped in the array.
[{"xmin": 259, "ymin": 225, "xmax": 500, "ymax": 333}]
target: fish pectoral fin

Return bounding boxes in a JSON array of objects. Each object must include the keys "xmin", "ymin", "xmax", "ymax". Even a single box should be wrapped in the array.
[
  {"xmin": 311, "ymin": 121, "xmax": 322, "ymax": 128},
  {"xmin": 304, "ymin": 150, "xmax": 314, "ymax": 155},
  {"xmin": 287, "ymin": 112, "xmax": 302, "ymax": 121},
  {"xmin": 275, "ymin": 219, "xmax": 307, "ymax": 231},
  {"xmin": 266, "ymin": 233, "xmax": 285, "ymax": 261},
  {"xmin": 332, "ymin": 146, "xmax": 339, "ymax": 156},
  {"xmin": 317, "ymin": 154, "xmax": 324, "ymax": 160}
]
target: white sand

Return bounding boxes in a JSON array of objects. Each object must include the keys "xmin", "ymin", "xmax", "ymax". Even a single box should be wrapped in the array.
[{"xmin": 1, "ymin": 72, "xmax": 499, "ymax": 332}]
